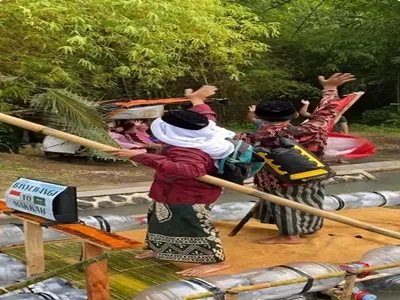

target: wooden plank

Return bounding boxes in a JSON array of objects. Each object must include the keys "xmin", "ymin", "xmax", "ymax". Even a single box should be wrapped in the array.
[
  {"xmin": 23, "ymin": 220, "xmax": 45, "ymax": 276},
  {"xmin": 0, "ymin": 205, "xmax": 142, "ymax": 250},
  {"xmin": 84, "ymin": 242, "xmax": 109, "ymax": 300}
]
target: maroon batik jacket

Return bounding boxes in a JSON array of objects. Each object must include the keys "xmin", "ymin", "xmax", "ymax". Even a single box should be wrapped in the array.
[
  {"xmin": 132, "ymin": 104, "xmax": 222, "ymax": 205},
  {"xmin": 236, "ymin": 88, "xmax": 340, "ymax": 189}
]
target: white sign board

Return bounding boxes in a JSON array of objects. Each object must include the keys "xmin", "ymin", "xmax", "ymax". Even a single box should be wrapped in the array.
[{"xmin": 5, "ymin": 178, "xmax": 67, "ymax": 221}]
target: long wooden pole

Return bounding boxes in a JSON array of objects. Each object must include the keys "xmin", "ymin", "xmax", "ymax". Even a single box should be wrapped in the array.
[
  {"xmin": 184, "ymin": 262, "xmax": 400, "ymax": 300},
  {"xmin": 1, "ymin": 113, "xmax": 400, "ymax": 240}
]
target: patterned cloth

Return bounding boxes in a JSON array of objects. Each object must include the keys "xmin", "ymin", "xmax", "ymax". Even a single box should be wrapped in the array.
[
  {"xmin": 236, "ymin": 89, "xmax": 339, "ymax": 236},
  {"xmin": 236, "ymin": 88, "xmax": 339, "ymax": 190},
  {"xmin": 145, "ymin": 202, "xmax": 225, "ymax": 264},
  {"xmin": 256, "ymin": 182, "xmax": 325, "ymax": 235}
]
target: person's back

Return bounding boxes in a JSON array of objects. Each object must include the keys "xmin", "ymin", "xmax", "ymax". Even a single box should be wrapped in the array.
[
  {"xmin": 105, "ymin": 86, "xmax": 233, "ymax": 277},
  {"xmin": 137, "ymin": 145, "xmax": 222, "ymax": 205},
  {"xmin": 236, "ymin": 73, "xmax": 356, "ymax": 245}
]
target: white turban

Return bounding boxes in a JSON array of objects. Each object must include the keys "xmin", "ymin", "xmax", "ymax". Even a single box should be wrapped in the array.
[{"xmin": 151, "ymin": 118, "xmax": 235, "ymax": 160}]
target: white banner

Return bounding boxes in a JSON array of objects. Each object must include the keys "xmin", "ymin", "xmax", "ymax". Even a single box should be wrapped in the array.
[{"xmin": 5, "ymin": 178, "xmax": 67, "ymax": 221}]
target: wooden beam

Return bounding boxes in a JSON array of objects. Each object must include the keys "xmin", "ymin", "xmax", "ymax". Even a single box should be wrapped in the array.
[
  {"xmin": 84, "ymin": 242, "xmax": 110, "ymax": 300},
  {"xmin": 23, "ymin": 220, "xmax": 45, "ymax": 276},
  {"xmin": 0, "ymin": 252, "xmax": 109, "ymax": 295}
]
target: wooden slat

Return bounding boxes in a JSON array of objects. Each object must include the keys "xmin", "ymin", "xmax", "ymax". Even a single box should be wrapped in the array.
[
  {"xmin": 23, "ymin": 221, "xmax": 45, "ymax": 276},
  {"xmin": 0, "ymin": 203, "xmax": 142, "ymax": 250},
  {"xmin": 84, "ymin": 242, "xmax": 110, "ymax": 300},
  {"xmin": 0, "ymin": 201, "xmax": 9, "ymax": 212},
  {"xmin": 51, "ymin": 223, "xmax": 142, "ymax": 250}
]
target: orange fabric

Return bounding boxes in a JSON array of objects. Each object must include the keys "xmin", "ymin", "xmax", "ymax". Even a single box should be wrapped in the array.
[
  {"xmin": 120, "ymin": 207, "xmax": 400, "ymax": 275},
  {"xmin": 0, "ymin": 201, "xmax": 142, "ymax": 250},
  {"xmin": 115, "ymin": 98, "xmax": 191, "ymax": 108}
]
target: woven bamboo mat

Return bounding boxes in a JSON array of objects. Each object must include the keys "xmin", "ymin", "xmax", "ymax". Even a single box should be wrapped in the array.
[{"xmin": 2, "ymin": 240, "xmax": 181, "ymax": 299}]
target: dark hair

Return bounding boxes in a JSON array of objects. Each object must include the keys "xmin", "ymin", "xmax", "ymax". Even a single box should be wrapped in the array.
[
  {"xmin": 255, "ymin": 100, "xmax": 297, "ymax": 122},
  {"xmin": 162, "ymin": 109, "xmax": 209, "ymax": 130}
]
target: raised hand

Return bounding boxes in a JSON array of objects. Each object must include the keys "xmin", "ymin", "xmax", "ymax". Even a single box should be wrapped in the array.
[
  {"xmin": 318, "ymin": 73, "xmax": 356, "ymax": 89},
  {"xmin": 133, "ymin": 120, "xmax": 143, "ymax": 127},
  {"xmin": 249, "ymin": 105, "xmax": 256, "ymax": 112},
  {"xmin": 301, "ymin": 100, "xmax": 310, "ymax": 106},
  {"xmin": 184, "ymin": 85, "xmax": 218, "ymax": 104}
]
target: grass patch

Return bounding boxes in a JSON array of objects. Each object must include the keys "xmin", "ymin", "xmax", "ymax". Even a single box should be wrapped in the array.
[{"xmin": 351, "ymin": 123, "xmax": 400, "ymax": 135}]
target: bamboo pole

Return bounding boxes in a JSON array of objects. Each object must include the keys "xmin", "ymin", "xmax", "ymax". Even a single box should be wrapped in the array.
[
  {"xmin": 184, "ymin": 262, "xmax": 400, "ymax": 300},
  {"xmin": 1, "ymin": 113, "xmax": 400, "ymax": 240},
  {"xmin": 0, "ymin": 252, "xmax": 110, "ymax": 295},
  {"xmin": 340, "ymin": 272, "xmax": 358, "ymax": 300}
]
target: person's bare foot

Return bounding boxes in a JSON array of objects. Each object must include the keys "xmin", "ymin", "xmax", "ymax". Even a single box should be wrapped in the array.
[
  {"xmin": 176, "ymin": 262, "xmax": 230, "ymax": 277},
  {"xmin": 253, "ymin": 235, "xmax": 302, "ymax": 244},
  {"xmin": 337, "ymin": 159, "xmax": 349, "ymax": 164},
  {"xmin": 135, "ymin": 250, "xmax": 156, "ymax": 259}
]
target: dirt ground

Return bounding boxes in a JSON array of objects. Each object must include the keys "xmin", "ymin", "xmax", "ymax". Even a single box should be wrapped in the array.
[
  {"xmin": 0, "ymin": 149, "xmax": 155, "ymax": 192},
  {"xmin": 0, "ymin": 133, "xmax": 398, "ymax": 193},
  {"xmin": 355, "ymin": 131, "xmax": 400, "ymax": 151}
]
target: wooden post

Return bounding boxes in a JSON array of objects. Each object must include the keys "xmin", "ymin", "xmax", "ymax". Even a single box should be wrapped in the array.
[
  {"xmin": 83, "ymin": 242, "xmax": 110, "ymax": 300},
  {"xmin": 340, "ymin": 272, "xmax": 357, "ymax": 300},
  {"xmin": 23, "ymin": 220, "xmax": 45, "ymax": 276}
]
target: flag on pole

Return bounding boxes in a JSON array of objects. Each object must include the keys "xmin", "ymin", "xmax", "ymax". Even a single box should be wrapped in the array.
[
  {"xmin": 325, "ymin": 132, "xmax": 376, "ymax": 160},
  {"xmin": 323, "ymin": 92, "xmax": 376, "ymax": 161}
]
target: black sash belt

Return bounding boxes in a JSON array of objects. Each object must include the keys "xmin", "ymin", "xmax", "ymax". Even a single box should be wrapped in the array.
[
  {"xmin": 329, "ymin": 194, "xmax": 346, "ymax": 210},
  {"xmin": 37, "ymin": 293, "xmax": 57, "ymax": 300},
  {"xmin": 372, "ymin": 191, "xmax": 388, "ymax": 207},
  {"xmin": 93, "ymin": 215, "xmax": 111, "ymax": 232},
  {"xmin": 188, "ymin": 279, "xmax": 225, "ymax": 300},
  {"xmin": 279, "ymin": 265, "xmax": 314, "ymax": 293}
]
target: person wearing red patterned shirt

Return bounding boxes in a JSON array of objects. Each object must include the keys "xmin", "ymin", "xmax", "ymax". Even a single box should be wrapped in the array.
[
  {"xmin": 106, "ymin": 86, "xmax": 235, "ymax": 276},
  {"xmin": 236, "ymin": 73, "xmax": 356, "ymax": 245}
]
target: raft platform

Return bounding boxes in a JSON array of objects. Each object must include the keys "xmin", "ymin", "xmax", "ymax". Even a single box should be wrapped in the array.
[{"xmin": 1, "ymin": 207, "xmax": 399, "ymax": 299}]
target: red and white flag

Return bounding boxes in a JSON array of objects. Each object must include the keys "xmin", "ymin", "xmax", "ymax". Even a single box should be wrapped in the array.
[
  {"xmin": 325, "ymin": 132, "xmax": 376, "ymax": 160},
  {"xmin": 7, "ymin": 190, "xmax": 21, "ymax": 201},
  {"xmin": 323, "ymin": 92, "xmax": 376, "ymax": 161}
]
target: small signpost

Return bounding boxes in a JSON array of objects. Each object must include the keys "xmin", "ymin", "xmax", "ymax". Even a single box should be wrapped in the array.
[
  {"xmin": 1, "ymin": 178, "xmax": 142, "ymax": 300},
  {"xmin": 5, "ymin": 178, "xmax": 78, "ymax": 223}
]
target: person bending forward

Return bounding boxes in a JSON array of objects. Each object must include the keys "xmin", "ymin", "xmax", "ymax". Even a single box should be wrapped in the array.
[
  {"xmin": 236, "ymin": 73, "xmax": 356, "ymax": 245},
  {"xmin": 107, "ymin": 86, "xmax": 234, "ymax": 276}
]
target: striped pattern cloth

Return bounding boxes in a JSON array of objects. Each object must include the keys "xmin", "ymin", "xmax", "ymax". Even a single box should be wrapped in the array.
[{"xmin": 257, "ymin": 182, "xmax": 325, "ymax": 235}]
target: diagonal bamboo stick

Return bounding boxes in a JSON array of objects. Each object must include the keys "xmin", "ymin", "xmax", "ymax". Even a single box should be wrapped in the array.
[
  {"xmin": 0, "ymin": 252, "xmax": 110, "ymax": 295},
  {"xmin": 0, "ymin": 112, "xmax": 400, "ymax": 241},
  {"xmin": 184, "ymin": 262, "xmax": 400, "ymax": 300}
]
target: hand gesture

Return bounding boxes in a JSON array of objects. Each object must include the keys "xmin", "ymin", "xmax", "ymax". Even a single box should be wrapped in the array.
[
  {"xmin": 318, "ymin": 73, "xmax": 356, "ymax": 89},
  {"xmin": 249, "ymin": 105, "xmax": 256, "ymax": 112},
  {"xmin": 133, "ymin": 120, "xmax": 143, "ymax": 127},
  {"xmin": 104, "ymin": 149, "xmax": 143, "ymax": 159},
  {"xmin": 185, "ymin": 86, "xmax": 217, "ymax": 100},
  {"xmin": 301, "ymin": 100, "xmax": 310, "ymax": 105}
]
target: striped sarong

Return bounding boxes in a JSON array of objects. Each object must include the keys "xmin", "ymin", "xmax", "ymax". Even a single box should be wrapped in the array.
[{"xmin": 257, "ymin": 182, "xmax": 325, "ymax": 236}]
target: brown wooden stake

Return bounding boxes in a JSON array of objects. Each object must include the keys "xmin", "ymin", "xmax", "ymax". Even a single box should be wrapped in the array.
[
  {"xmin": 340, "ymin": 272, "xmax": 357, "ymax": 300},
  {"xmin": 83, "ymin": 242, "xmax": 110, "ymax": 300},
  {"xmin": 225, "ymin": 293, "xmax": 239, "ymax": 300},
  {"xmin": 228, "ymin": 200, "xmax": 260, "ymax": 236},
  {"xmin": 23, "ymin": 220, "xmax": 45, "ymax": 276}
]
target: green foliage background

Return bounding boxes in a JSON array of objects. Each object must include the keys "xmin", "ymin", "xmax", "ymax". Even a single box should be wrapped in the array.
[{"xmin": 1, "ymin": 0, "xmax": 400, "ymax": 131}]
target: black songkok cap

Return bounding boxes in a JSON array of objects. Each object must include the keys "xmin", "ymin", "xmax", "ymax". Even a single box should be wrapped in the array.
[
  {"xmin": 161, "ymin": 109, "xmax": 209, "ymax": 130},
  {"xmin": 255, "ymin": 100, "xmax": 297, "ymax": 122}
]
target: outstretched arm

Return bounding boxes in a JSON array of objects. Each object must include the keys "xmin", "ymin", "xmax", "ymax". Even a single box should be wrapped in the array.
[
  {"xmin": 246, "ymin": 105, "xmax": 259, "ymax": 123},
  {"xmin": 300, "ymin": 73, "xmax": 356, "ymax": 134},
  {"xmin": 105, "ymin": 148, "xmax": 208, "ymax": 179},
  {"xmin": 299, "ymin": 100, "xmax": 311, "ymax": 118}
]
